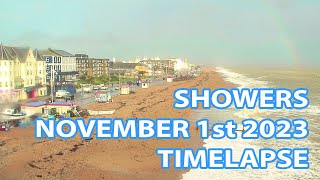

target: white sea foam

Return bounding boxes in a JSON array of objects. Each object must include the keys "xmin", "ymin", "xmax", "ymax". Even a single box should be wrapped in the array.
[
  {"xmin": 215, "ymin": 66, "xmax": 320, "ymax": 117},
  {"xmin": 182, "ymin": 132, "xmax": 318, "ymax": 180},
  {"xmin": 215, "ymin": 67, "xmax": 270, "ymax": 89},
  {"xmin": 181, "ymin": 67, "xmax": 320, "ymax": 180}
]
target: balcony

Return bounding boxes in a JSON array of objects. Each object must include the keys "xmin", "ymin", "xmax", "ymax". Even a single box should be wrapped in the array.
[
  {"xmin": 14, "ymin": 76, "xmax": 24, "ymax": 83},
  {"xmin": 15, "ymin": 84, "xmax": 24, "ymax": 89},
  {"xmin": 36, "ymin": 83, "xmax": 44, "ymax": 88}
]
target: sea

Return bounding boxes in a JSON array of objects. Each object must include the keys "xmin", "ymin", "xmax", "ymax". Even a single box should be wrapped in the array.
[{"xmin": 182, "ymin": 66, "xmax": 320, "ymax": 180}]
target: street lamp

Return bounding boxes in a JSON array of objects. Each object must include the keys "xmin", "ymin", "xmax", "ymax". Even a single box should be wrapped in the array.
[
  {"xmin": 48, "ymin": 59, "xmax": 55, "ymax": 103},
  {"xmin": 118, "ymin": 64, "xmax": 121, "ymax": 95},
  {"xmin": 47, "ymin": 57, "xmax": 59, "ymax": 103},
  {"xmin": 108, "ymin": 60, "xmax": 110, "ymax": 95},
  {"xmin": 81, "ymin": 84, "xmax": 84, "ymax": 106}
]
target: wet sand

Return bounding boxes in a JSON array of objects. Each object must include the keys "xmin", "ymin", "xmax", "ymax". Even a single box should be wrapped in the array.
[{"xmin": 0, "ymin": 68, "xmax": 233, "ymax": 180}]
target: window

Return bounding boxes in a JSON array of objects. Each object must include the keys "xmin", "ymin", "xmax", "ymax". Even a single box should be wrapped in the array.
[
  {"xmin": 10, "ymin": 81, "xmax": 12, "ymax": 87},
  {"xmin": 31, "ymin": 80, "xmax": 33, "ymax": 84},
  {"xmin": 5, "ymin": 82, "xmax": 8, "ymax": 87}
]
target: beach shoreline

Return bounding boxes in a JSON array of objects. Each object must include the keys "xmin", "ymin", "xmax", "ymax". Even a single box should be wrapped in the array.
[{"xmin": 0, "ymin": 68, "xmax": 234, "ymax": 180}]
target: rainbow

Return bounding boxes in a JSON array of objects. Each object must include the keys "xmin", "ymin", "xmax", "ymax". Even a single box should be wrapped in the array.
[{"xmin": 262, "ymin": 0, "xmax": 302, "ymax": 65}]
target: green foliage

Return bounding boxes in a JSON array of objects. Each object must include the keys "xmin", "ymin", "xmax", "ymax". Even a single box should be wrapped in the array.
[
  {"xmin": 138, "ymin": 71, "xmax": 146, "ymax": 75},
  {"xmin": 77, "ymin": 73, "xmax": 130, "ymax": 85},
  {"xmin": 93, "ymin": 75, "xmax": 109, "ymax": 85},
  {"xmin": 79, "ymin": 72, "xmax": 88, "ymax": 81},
  {"xmin": 111, "ymin": 75, "xmax": 119, "ymax": 81},
  {"xmin": 79, "ymin": 71, "xmax": 95, "ymax": 84}
]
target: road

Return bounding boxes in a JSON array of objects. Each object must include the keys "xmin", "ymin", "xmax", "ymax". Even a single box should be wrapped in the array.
[
  {"xmin": 0, "ymin": 79, "xmax": 167, "ymax": 111},
  {"xmin": 74, "ymin": 78, "xmax": 166, "ymax": 106}
]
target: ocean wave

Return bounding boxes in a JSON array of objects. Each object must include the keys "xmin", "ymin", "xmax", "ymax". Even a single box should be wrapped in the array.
[
  {"xmin": 215, "ymin": 67, "xmax": 270, "ymax": 89},
  {"xmin": 232, "ymin": 104, "xmax": 320, "ymax": 119},
  {"xmin": 215, "ymin": 67, "xmax": 320, "ymax": 117},
  {"xmin": 181, "ymin": 131, "xmax": 320, "ymax": 180},
  {"xmin": 182, "ymin": 67, "xmax": 320, "ymax": 180}
]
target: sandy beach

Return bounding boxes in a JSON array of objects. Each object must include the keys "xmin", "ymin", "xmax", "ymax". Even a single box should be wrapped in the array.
[{"xmin": 0, "ymin": 68, "xmax": 233, "ymax": 180}]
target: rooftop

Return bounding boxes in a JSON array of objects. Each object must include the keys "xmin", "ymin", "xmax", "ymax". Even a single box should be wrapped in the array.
[
  {"xmin": 51, "ymin": 49, "xmax": 74, "ymax": 57},
  {"xmin": 0, "ymin": 44, "xmax": 15, "ymax": 60},
  {"xmin": 33, "ymin": 49, "xmax": 45, "ymax": 61},
  {"xmin": 23, "ymin": 101, "xmax": 47, "ymax": 107},
  {"xmin": 1, "ymin": 44, "xmax": 33, "ymax": 62},
  {"xmin": 47, "ymin": 102, "xmax": 73, "ymax": 106},
  {"xmin": 10, "ymin": 47, "xmax": 30, "ymax": 62},
  {"xmin": 40, "ymin": 49, "xmax": 60, "ymax": 56}
]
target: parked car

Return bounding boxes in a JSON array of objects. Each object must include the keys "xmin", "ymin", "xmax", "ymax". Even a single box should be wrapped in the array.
[
  {"xmin": 100, "ymin": 85, "xmax": 107, "ymax": 90},
  {"xmin": 46, "ymin": 97, "xmax": 56, "ymax": 103},
  {"xmin": 64, "ymin": 92, "xmax": 75, "ymax": 100},
  {"xmin": 93, "ymin": 85, "xmax": 100, "ymax": 90}
]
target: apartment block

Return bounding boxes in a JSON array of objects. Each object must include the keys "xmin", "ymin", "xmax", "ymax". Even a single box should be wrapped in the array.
[
  {"xmin": 41, "ymin": 49, "xmax": 78, "ymax": 90},
  {"xmin": 75, "ymin": 54, "xmax": 109, "ymax": 77},
  {"xmin": 139, "ymin": 59, "xmax": 175, "ymax": 71},
  {"xmin": 0, "ymin": 44, "xmax": 47, "ymax": 102}
]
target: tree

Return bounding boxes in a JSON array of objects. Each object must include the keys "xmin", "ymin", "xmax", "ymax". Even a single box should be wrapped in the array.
[
  {"xmin": 87, "ymin": 76, "xmax": 94, "ymax": 84},
  {"xmin": 79, "ymin": 71, "xmax": 88, "ymax": 81},
  {"xmin": 111, "ymin": 75, "xmax": 119, "ymax": 81},
  {"xmin": 94, "ymin": 75, "xmax": 109, "ymax": 85},
  {"xmin": 138, "ymin": 71, "xmax": 146, "ymax": 76}
]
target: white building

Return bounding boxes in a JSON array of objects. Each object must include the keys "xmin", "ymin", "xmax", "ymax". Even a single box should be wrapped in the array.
[{"xmin": 41, "ymin": 49, "xmax": 78, "ymax": 90}]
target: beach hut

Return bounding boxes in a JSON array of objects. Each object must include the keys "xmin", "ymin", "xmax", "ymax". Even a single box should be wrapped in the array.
[
  {"xmin": 142, "ymin": 81, "xmax": 150, "ymax": 89},
  {"xmin": 120, "ymin": 85, "xmax": 130, "ymax": 95},
  {"xmin": 167, "ymin": 75, "xmax": 173, "ymax": 82},
  {"xmin": 95, "ymin": 91, "xmax": 108, "ymax": 103},
  {"xmin": 45, "ymin": 102, "xmax": 73, "ymax": 115},
  {"xmin": 21, "ymin": 101, "xmax": 47, "ymax": 116}
]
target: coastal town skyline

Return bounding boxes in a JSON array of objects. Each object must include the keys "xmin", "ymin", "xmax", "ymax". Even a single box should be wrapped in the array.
[
  {"xmin": 0, "ymin": 1, "xmax": 319, "ymax": 179},
  {"xmin": 1, "ymin": 0, "xmax": 320, "ymax": 65}
]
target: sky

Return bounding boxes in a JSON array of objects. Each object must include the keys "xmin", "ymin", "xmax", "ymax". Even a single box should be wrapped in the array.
[{"xmin": 0, "ymin": 0, "xmax": 319, "ymax": 65}]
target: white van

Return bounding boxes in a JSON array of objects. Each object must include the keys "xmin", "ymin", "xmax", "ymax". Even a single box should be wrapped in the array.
[
  {"xmin": 83, "ymin": 84, "xmax": 93, "ymax": 93},
  {"xmin": 55, "ymin": 90, "xmax": 68, "ymax": 98}
]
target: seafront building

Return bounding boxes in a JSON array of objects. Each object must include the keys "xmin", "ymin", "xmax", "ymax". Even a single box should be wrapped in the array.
[
  {"xmin": 41, "ymin": 49, "xmax": 78, "ymax": 91},
  {"xmin": 0, "ymin": 44, "xmax": 47, "ymax": 102},
  {"xmin": 138, "ymin": 57, "xmax": 191, "ymax": 75},
  {"xmin": 0, "ymin": 42, "xmax": 193, "ymax": 102},
  {"xmin": 139, "ymin": 59, "xmax": 175, "ymax": 71},
  {"xmin": 108, "ymin": 61, "xmax": 151, "ymax": 77},
  {"xmin": 172, "ymin": 58, "xmax": 190, "ymax": 71},
  {"xmin": 75, "ymin": 54, "xmax": 109, "ymax": 77},
  {"xmin": 75, "ymin": 54, "xmax": 89, "ymax": 76}
]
